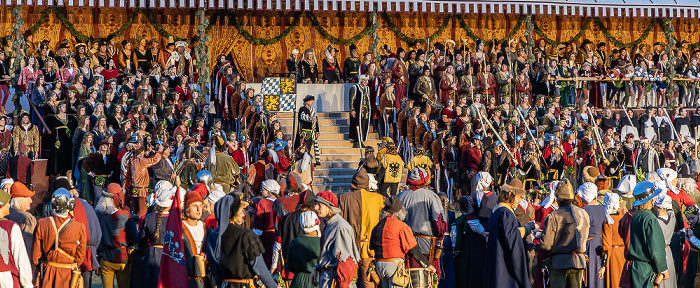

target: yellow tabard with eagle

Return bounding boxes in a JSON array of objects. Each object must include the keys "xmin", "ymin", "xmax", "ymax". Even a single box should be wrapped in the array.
[{"xmin": 381, "ymin": 154, "xmax": 405, "ymax": 183}]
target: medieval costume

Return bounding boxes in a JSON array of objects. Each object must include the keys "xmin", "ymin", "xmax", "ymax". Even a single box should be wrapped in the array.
[
  {"xmin": 485, "ymin": 197, "xmax": 531, "ymax": 287},
  {"xmin": 464, "ymin": 172, "xmax": 498, "ymax": 288},
  {"xmin": 349, "ymin": 78, "xmax": 371, "ymax": 145},
  {"xmin": 46, "ymin": 110, "xmax": 78, "ymax": 176},
  {"xmin": 337, "ymin": 168, "xmax": 384, "ymax": 288},
  {"xmin": 32, "ymin": 214, "xmax": 87, "ymax": 288}
]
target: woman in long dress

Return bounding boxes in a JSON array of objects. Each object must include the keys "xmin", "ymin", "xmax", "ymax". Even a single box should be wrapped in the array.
[
  {"xmin": 654, "ymin": 193, "xmax": 677, "ymax": 288},
  {"xmin": 286, "ymin": 211, "xmax": 321, "ymax": 288},
  {"xmin": 577, "ymin": 182, "xmax": 606, "ymax": 288},
  {"xmin": 600, "ymin": 193, "xmax": 626, "ymax": 288},
  {"xmin": 46, "ymin": 102, "xmax": 78, "ymax": 176},
  {"xmin": 464, "ymin": 172, "xmax": 498, "ymax": 288}
]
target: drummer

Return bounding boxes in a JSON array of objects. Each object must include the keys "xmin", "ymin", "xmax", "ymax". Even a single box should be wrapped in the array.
[{"xmin": 370, "ymin": 196, "xmax": 436, "ymax": 288}]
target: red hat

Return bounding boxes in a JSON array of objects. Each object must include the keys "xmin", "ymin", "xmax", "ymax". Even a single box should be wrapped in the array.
[
  {"xmin": 103, "ymin": 183, "xmax": 125, "ymax": 208},
  {"xmin": 10, "ymin": 182, "xmax": 34, "ymax": 198},
  {"xmin": 314, "ymin": 191, "xmax": 341, "ymax": 213},
  {"xmin": 184, "ymin": 190, "xmax": 203, "ymax": 208},
  {"xmin": 190, "ymin": 183, "xmax": 209, "ymax": 201}
]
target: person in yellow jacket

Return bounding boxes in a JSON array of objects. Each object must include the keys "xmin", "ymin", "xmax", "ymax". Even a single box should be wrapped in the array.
[
  {"xmin": 407, "ymin": 145, "xmax": 433, "ymax": 186},
  {"xmin": 376, "ymin": 137, "xmax": 394, "ymax": 163},
  {"xmin": 379, "ymin": 143, "xmax": 405, "ymax": 197}
]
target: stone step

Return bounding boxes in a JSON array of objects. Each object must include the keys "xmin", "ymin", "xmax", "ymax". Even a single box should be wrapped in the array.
[
  {"xmin": 278, "ymin": 119, "xmax": 348, "ymax": 126},
  {"xmin": 315, "ymin": 161, "xmax": 357, "ymax": 169},
  {"xmin": 318, "ymin": 154, "xmax": 361, "ymax": 162},
  {"xmin": 312, "ymin": 174, "xmax": 355, "ymax": 183},
  {"xmin": 318, "ymin": 132, "xmax": 380, "ymax": 140},
  {"xmin": 313, "ymin": 168, "xmax": 358, "ymax": 176},
  {"xmin": 276, "ymin": 112, "xmax": 350, "ymax": 118},
  {"xmin": 316, "ymin": 140, "xmax": 381, "ymax": 148},
  {"xmin": 278, "ymin": 125, "xmax": 374, "ymax": 134},
  {"xmin": 311, "ymin": 183, "xmax": 352, "ymax": 193}
]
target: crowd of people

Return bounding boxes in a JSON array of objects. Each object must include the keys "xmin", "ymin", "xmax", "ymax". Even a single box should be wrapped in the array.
[{"xmin": 0, "ymin": 24, "xmax": 698, "ymax": 288}]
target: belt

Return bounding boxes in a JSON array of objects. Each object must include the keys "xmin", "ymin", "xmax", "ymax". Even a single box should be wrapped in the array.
[
  {"xmin": 376, "ymin": 259, "xmax": 404, "ymax": 265},
  {"xmin": 264, "ymin": 229, "xmax": 275, "ymax": 232},
  {"xmin": 47, "ymin": 261, "xmax": 77, "ymax": 269},
  {"xmin": 189, "ymin": 276, "xmax": 205, "ymax": 280},
  {"xmin": 587, "ymin": 235, "xmax": 602, "ymax": 241},
  {"xmin": 152, "ymin": 245, "xmax": 163, "ymax": 248},
  {"xmin": 415, "ymin": 235, "xmax": 436, "ymax": 241},
  {"xmin": 223, "ymin": 279, "xmax": 255, "ymax": 285},
  {"xmin": 612, "ymin": 245, "xmax": 624, "ymax": 248}
]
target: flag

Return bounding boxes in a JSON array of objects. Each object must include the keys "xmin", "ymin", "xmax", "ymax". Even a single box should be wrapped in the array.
[
  {"xmin": 158, "ymin": 186, "xmax": 188, "ymax": 288},
  {"xmin": 260, "ymin": 77, "xmax": 297, "ymax": 112}
]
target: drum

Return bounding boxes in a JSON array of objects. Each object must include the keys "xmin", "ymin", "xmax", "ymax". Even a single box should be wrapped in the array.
[{"xmin": 407, "ymin": 268, "xmax": 437, "ymax": 288}]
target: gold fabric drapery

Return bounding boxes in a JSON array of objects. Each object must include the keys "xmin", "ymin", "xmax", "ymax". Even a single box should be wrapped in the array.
[{"xmin": 2, "ymin": 7, "xmax": 700, "ymax": 82}]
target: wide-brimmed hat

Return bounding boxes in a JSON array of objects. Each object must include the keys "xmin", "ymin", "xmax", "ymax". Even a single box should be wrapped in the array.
[
  {"xmin": 583, "ymin": 166, "xmax": 600, "ymax": 183},
  {"xmin": 632, "ymin": 181, "xmax": 663, "ymax": 207},
  {"xmin": 501, "ymin": 178, "xmax": 526, "ymax": 197}
]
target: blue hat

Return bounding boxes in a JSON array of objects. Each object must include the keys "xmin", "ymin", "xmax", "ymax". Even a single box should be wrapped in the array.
[
  {"xmin": 632, "ymin": 181, "xmax": 663, "ymax": 207},
  {"xmin": 275, "ymin": 139, "xmax": 287, "ymax": 151},
  {"xmin": 472, "ymin": 135, "xmax": 482, "ymax": 141},
  {"xmin": 494, "ymin": 141, "xmax": 502, "ymax": 147},
  {"xmin": 267, "ymin": 143, "xmax": 275, "ymax": 149},
  {"xmin": 516, "ymin": 135, "xmax": 523, "ymax": 142},
  {"xmin": 239, "ymin": 134, "xmax": 248, "ymax": 142}
]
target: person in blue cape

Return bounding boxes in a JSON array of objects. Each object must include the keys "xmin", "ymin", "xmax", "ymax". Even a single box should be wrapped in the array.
[{"xmin": 484, "ymin": 178, "xmax": 536, "ymax": 288}]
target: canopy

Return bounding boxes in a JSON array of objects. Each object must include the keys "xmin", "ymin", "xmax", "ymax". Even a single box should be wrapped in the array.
[{"xmin": 9, "ymin": 0, "xmax": 700, "ymax": 17}]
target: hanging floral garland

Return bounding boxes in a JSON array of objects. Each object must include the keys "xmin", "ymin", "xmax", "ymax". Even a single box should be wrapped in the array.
[
  {"xmin": 307, "ymin": 11, "xmax": 375, "ymax": 46},
  {"xmin": 52, "ymin": 7, "xmax": 140, "ymax": 43},
  {"xmin": 593, "ymin": 17, "xmax": 656, "ymax": 49},
  {"xmin": 663, "ymin": 18, "xmax": 677, "ymax": 106},
  {"xmin": 533, "ymin": 17, "xmax": 592, "ymax": 46},
  {"xmin": 456, "ymin": 15, "xmax": 525, "ymax": 47},
  {"xmin": 658, "ymin": 19, "xmax": 700, "ymax": 50},
  {"xmin": 381, "ymin": 12, "xmax": 452, "ymax": 44},
  {"xmin": 143, "ymin": 9, "xmax": 217, "ymax": 43},
  {"xmin": 229, "ymin": 11, "xmax": 302, "ymax": 46}
]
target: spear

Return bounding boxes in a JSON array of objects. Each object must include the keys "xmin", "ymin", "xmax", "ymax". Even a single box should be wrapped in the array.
[{"xmin": 475, "ymin": 104, "xmax": 516, "ymax": 161}]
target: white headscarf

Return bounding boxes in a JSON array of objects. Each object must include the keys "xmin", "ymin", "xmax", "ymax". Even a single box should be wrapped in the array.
[
  {"xmin": 603, "ymin": 193, "xmax": 620, "ymax": 224},
  {"xmin": 0, "ymin": 179, "xmax": 13, "ymax": 191},
  {"xmin": 616, "ymin": 175, "xmax": 637, "ymax": 194},
  {"xmin": 541, "ymin": 181, "xmax": 560, "ymax": 209},
  {"xmin": 475, "ymin": 172, "xmax": 493, "ymax": 207},
  {"xmin": 654, "ymin": 193, "xmax": 673, "ymax": 210},
  {"xmin": 300, "ymin": 211, "xmax": 321, "ymax": 235},
  {"xmin": 657, "ymin": 168, "xmax": 680, "ymax": 194},
  {"xmin": 577, "ymin": 182, "xmax": 598, "ymax": 204},
  {"xmin": 208, "ymin": 184, "xmax": 226, "ymax": 205},
  {"xmin": 155, "ymin": 180, "xmax": 175, "ymax": 208}
]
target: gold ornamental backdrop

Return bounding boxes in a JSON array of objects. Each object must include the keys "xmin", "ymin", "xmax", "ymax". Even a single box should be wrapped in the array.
[{"xmin": 1, "ymin": 7, "xmax": 698, "ymax": 82}]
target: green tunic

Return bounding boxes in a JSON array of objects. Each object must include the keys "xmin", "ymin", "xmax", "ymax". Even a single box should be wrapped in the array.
[
  {"xmin": 628, "ymin": 209, "xmax": 668, "ymax": 288},
  {"xmin": 287, "ymin": 235, "xmax": 321, "ymax": 288}
]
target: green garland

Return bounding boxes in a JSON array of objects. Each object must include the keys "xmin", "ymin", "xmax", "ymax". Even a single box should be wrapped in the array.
[
  {"xmin": 593, "ymin": 17, "xmax": 655, "ymax": 49},
  {"xmin": 52, "ymin": 7, "xmax": 140, "ymax": 43},
  {"xmin": 524, "ymin": 15, "xmax": 535, "ymax": 63},
  {"xmin": 659, "ymin": 19, "xmax": 700, "ymax": 50},
  {"xmin": 381, "ymin": 12, "xmax": 452, "ymax": 44},
  {"xmin": 663, "ymin": 18, "xmax": 678, "ymax": 106},
  {"xmin": 456, "ymin": 15, "xmax": 525, "ymax": 47},
  {"xmin": 307, "ymin": 11, "xmax": 375, "ymax": 46},
  {"xmin": 533, "ymin": 17, "xmax": 592, "ymax": 46},
  {"xmin": 369, "ymin": 12, "xmax": 380, "ymax": 61},
  {"xmin": 230, "ymin": 11, "xmax": 302, "ymax": 46},
  {"xmin": 194, "ymin": 9, "xmax": 210, "ymax": 97},
  {"xmin": 143, "ymin": 9, "xmax": 214, "ymax": 43}
]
